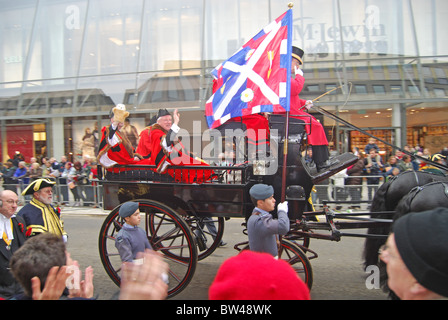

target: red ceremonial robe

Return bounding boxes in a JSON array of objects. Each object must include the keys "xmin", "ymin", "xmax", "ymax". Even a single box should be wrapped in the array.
[
  {"xmin": 148, "ymin": 124, "xmax": 214, "ymax": 183},
  {"xmin": 136, "ymin": 127, "xmax": 152, "ymax": 159},
  {"xmin": 97, "ymin": 124, "xmax": 148, "ymax": 169},
  {"xmin": 276, "ymin": 74, "xmax": 328, "ymax": 146}
]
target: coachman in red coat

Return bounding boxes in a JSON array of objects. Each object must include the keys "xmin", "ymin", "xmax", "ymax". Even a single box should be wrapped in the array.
[{"xmin": 278, "ymin": 46, "xmax": 332, "ymax": 172}]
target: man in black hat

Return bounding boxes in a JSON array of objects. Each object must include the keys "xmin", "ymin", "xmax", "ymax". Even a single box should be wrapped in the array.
[
  {"xmin": 379, "ymin": 207, "xmax": 448, "ymax": 300},
  {"xmin": 136, "ymin": 109, "xmax": 175, "ymax": 160},
  {"xmin": 275, "ymin": 46, "xmax": 333, "ymax": 173},
  {"xmin": 135, "ymin": 108, "xmax": 181, "ymax": 173},
  {"xmin": 137, "ymin": 108, "xmax": 213, "ymax": 183},
  {"xmin": 17, "ymin": 178, "xmax": 67, "ymax": 242}
]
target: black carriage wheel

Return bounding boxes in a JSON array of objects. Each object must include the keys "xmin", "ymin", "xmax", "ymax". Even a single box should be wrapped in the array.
[
  {"xmin": 185, "ymin": 216, "xmax": 225, "ymax": 260},
  {"xmin": 98, "ymin": 199, "xmax": 198, "ymax": 298},
  {"xmin": 279, "ymin": 239, "xmax": 313, "ymax": 290},
  {"xmin": 240, "ymin": 238, "xmax": 313, "ymax": 290},
  {"xmin": 285, "ymin": 234, "xmax": 310, "ymax": 249}
]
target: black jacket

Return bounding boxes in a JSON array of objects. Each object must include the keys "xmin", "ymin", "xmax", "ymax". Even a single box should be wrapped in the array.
[{"xmin": 0, "ymin": 215, "xmax": 27, "ymax": 299}]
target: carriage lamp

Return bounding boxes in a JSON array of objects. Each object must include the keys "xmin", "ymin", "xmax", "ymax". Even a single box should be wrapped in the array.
[
  {"xmin": 253, "ymin": 160, "xmax": 268, "ymax": 175},
  {"xmin": 253, "ymin": 159, "xmax": 278, "ymax": 176}
]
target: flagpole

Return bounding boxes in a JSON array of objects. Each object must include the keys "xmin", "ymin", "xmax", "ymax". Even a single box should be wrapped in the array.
[
  {"xmin": 278, "ymin": 2, "xmax": 295, "ymax": 259},
  {"xmin": 281, "ymin": 112, "xmax": 290, "ymax": 203},
  {"xmin": 281, "ymin": 3, "xmax": 294, "ymax": 203}
]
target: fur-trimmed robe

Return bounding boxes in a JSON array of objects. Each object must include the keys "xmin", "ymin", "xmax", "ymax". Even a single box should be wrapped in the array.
[
  {"xmin": 97, "ymin": 123, "xmax": 145, "ymax": 168},
  {"xmin": 145, "ymin": 123, "xmax": 214, "ymax": 183}
]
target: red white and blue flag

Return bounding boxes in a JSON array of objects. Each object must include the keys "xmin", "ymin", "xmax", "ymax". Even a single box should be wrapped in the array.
[{"xmin": 205, "ymin": 9, "xmax": 293, "ymax": 129}]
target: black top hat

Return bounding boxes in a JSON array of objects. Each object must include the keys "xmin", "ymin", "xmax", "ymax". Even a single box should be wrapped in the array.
[
  {"xmin": 22, "ymin": 178, "xmax": 56, "ymax": 196},
  {"xmin": 292, "ymin": 46, "xmax": 304, "ymax": 65}
]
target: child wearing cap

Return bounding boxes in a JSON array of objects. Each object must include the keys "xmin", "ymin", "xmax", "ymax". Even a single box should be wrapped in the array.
[
  {"xmin": 247, "ymin": 184, "xmax": 289, "ymax": 258},
  {"xmin": 115, "ymin": 201, "xmax": 152, "ymax": 263}
]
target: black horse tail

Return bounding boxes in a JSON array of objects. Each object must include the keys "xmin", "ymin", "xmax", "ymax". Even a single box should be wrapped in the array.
[
  {"xmin": 362, "ymin": 177, "xmax": 394, "ymax": 269},
  {"xmin": 369, "ymin": 176, "xmax": 395, "ymax": 213}
]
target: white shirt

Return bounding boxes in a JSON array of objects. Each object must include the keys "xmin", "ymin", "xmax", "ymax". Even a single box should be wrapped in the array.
[{"xmin": 0, "ymin": 214, "xmax": 14, "ymax": 241}]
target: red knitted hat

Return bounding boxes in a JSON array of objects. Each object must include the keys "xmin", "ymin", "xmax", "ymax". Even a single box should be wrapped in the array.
[{"xmin": 209, "ymin": 250, "xmax": 310, "ymax": 300}]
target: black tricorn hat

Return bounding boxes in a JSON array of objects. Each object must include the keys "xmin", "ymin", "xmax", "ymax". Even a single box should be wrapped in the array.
[
  {"xmin": 292, "ymin": 46, "xmax": 304, "ymax": 65},
  {"xmin": 157, "ymin": 109, "xmax": 171, "ymax": 119},
  {"xmin": 148, "ymin": 115, "xmax": 158, "ymax": 126},
  {"xmin": 22, "ymin": 178, "xmax": 56, "ymax": 196}
]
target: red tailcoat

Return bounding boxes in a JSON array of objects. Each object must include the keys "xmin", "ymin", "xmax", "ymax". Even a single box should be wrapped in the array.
[{"xmin": 283, "ymin": 74, "xmax": 328, "ymax": 146}]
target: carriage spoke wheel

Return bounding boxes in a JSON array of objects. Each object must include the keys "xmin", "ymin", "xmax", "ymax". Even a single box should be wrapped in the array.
[
  {"xmin": 278, "ymin": 239, "xmax": 313, "ymax": 290},
  {"xmin": 185, "ymin": 216, "xmax": 225, "ymax": 260},
  {"xmin": 240, "ymin": 238, "xmax": 313, "ymax": 290},
  {"xmin": 99, "ymin": 199, "xmax": 198, "ymax": 298}
]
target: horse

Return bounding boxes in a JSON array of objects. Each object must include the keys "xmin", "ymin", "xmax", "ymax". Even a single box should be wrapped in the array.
[
  {"xmin": 363, "ymin": 170, "xmax": 448, "ymax": 268},
  {"xmin": 363, "ymin": 173, "xmax": 448, "ymax": 299}
]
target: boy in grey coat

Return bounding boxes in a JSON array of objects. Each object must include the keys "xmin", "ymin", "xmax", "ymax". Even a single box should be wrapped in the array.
[
  {"xmin": 115, "ymin": 202, "xmax": 152, "ymax": 263},
  {"xmin": 247, "ymin": 184, "xmax": 289, "ymax": 258}
]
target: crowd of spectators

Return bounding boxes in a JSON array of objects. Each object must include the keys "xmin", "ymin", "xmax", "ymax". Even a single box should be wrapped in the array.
[
  {"xmin": 313, "ymin": 140, "xmax": 447, "ymax": 206},
  {"xmin": 0, "ymin": 154, "xmax": 99, "ymax": 207}
]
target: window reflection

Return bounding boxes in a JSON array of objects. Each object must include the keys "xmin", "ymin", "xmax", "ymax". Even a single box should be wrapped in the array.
[{"xmin": 0, "ymin": 0, "xmax": 446, "ymax": 121}]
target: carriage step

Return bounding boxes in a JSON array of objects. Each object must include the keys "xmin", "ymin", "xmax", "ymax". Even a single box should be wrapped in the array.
[{"xmin": 311, "ymin": 152, "xmax": 359, "ymax": 184}]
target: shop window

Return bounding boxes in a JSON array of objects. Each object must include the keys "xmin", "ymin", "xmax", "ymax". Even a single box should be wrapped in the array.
[
  {"xmin": 373, "ymin": 85, "xmax": 385, "ymax": 94},
  {"xmin": 391, "ymin": 85, "xmax": 403, "ymax": 95},
  {"xmin": 306, "ymin": 85, "xmax": 320, "ymax": 92},
  {"xmin": 408, "ymin": 86, "xmax": 420, "ymax": 96},
  {"xmin": 325, "ymin": 84, "xmax": 338, "ymax": 95},
  {"xmin": 434, "ymin": 88, "xmax": 446, "ymax": 98},
  {"xmin": 355, "ymin": 85, "xmax": 367, "ymax": 94}
]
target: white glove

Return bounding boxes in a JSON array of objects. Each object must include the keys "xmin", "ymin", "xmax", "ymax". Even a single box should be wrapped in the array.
[
  {"xmin": 294, "ymin": 66, "xmax": 304, "ymax": 76},
  {"xmin": 277, "ymin": 201, "xmax": 288, "ymax": 214},
  {"xmin": 305, "ymin": 100, "xmax": 313, "ymax": 110}
]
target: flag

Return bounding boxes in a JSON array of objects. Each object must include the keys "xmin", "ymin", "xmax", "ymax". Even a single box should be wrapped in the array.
[{"xmin": 205, "ymin": 9, "xmax": 293, "ymax": 129}]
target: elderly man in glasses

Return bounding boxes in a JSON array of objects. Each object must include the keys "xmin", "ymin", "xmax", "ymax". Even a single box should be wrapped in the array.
[
  {"xmin": 0, "ymin": 190, "xmax": 27, "ymax": 299},
  {"xmin": 379, "ymin": 207, "xmax": 448, "ymax": 300}
]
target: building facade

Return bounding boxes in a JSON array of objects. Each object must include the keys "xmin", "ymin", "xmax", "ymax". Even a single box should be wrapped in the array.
[{"xmin": 1, "ymin": 0, "xmax": 447, "ymax": 163}]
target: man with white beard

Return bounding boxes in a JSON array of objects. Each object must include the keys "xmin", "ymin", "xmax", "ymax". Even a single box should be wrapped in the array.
[{"xmin": 17, "ymin": 178, "xmax": 68, "ymax": 242}]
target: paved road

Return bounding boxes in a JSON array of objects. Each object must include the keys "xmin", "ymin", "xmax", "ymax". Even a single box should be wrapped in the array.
[{"xmin": 62, "ymin": 208, "xmax": 387, "ymax": 300}]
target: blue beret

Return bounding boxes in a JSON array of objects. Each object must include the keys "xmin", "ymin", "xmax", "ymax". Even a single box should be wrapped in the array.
[
  {"xmin": 119, "ymin": 201, "xmax": 139, "ymax": 218},
  {"xmin": 249, "ymin": 184, "xmax": 274, "ymax": 200}
]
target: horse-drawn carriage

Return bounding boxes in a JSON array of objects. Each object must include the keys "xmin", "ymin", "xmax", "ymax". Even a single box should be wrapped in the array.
[{"xmin": 97, "ymin": 112, "xmax": 448, "ymax": 298}]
